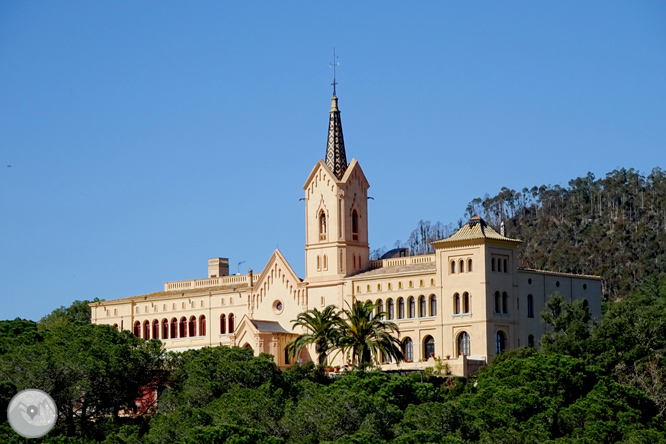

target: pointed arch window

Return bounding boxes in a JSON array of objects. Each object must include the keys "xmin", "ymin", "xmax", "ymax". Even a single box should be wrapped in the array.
[
  {"xmin": 457, "ymin": 331, "xmax": 470, "ymax": 356},
  {"xmin": 496, "ymin": 331, "xmax": 507, "ymax": 354},
  {"xmin": 403, "ymin": 337, "xmax": 414, "ymax": 362},
  {"xmin": 408, "ymin": 297, "xmax": 415, "ymax": 318},
  {"xmin": 423, "ymin": 336, "xmax": 435, "ymax": 358},
  {"xmin": 162, "ymin": 319, "xmax": 169, "ymax": 339},
  {"xmin": 199, "ymin": 315, "xmax": 206, "ymax": 336},
  {"xmin": 188, "ymin": 316, "xmax": 196, "ymax": 337},
  {"xmin": 352, "ymin": 210, "xmax": 359, "ymax": 241},
  {"xmin": 462, "ymin": 292, "xmax": 470, "ymax": 313},
  {"xmin": 319, "ymin": 211, "xmax": 327, "ymax": 241}
]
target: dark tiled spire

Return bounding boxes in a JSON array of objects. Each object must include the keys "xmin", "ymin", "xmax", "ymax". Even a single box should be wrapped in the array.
[{"xmin": 325, "ymin": 95, "xmax": 348, "ymax": 180}]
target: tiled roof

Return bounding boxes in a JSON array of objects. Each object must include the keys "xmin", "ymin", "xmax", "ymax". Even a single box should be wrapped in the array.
[
  {"xmin": 348, "ymin": 262, "xmax": 436, "ymax": 279},
  {"xmin": 518, "ymin": 268, "xmax": 601, "ymax": 280},
  {"xmin": 251, "ymin": 320, "xmax": 293, "ymax": 334},
  {"xmin": 432, "ymin": 216, "xmax": 521, "ymax": 245},
  {"xmin": 94, "ymin": 283, "xmax": 248, "ymax": 305}
]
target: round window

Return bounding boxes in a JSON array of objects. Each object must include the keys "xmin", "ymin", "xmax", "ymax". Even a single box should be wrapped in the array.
[{"xmin": 273, "ymin": 300, "xmax": 284, "ymax": 314}]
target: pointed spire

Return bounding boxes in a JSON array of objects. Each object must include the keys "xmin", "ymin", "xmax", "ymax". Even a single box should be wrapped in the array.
[{"xmin": 325, "ymin": 93, "xmax": 348, "ymax": 179}]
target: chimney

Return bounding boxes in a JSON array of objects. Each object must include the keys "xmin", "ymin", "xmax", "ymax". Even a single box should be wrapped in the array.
[{"xmin": 208, "ymin": 258, "xmax": 229, "ymax": 278}]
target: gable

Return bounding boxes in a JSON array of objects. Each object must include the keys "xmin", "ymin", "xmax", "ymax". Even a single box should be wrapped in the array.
[{"xmin": 250, "ymin": 250, "xmax": 307, "ymax": 324}]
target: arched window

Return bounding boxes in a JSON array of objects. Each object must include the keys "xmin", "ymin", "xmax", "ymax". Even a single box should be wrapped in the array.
[
  {"xmin": 228, "ymin": 313, "xmax": 235, "ymax": 333},
  {"xmin": 502, "ymin": 292, "xmax": 509, "ymax": 314},
  {"xmin": 377, "ymin": 299, "xmax": 384, "ymax": 318},
  {"xmin": 152, "ymin": 320, "xmax": 159, "ymax": 339},
  {"xmin": 143, "ymin": 320, "xmax": 150, "ymax": 340},
  {"xmin": 457, "ymin": 331, "xmax": 470, "ymax": 356},
  {"xmin": 162, "ymin": 319, "xmax": 169, "ymax": 339},
  {"xmin": 179, "ymin": 317, "xmax": 187, "ymax": 338},
  {"xmin": 188, "ymin": 316, "xmax": 196, "ymax": 337},
  {"xmin": 220, "ymin": 314, "xmax": 227, "ymax": 334},
  {"xmin": 423, "ymin": 336, "xmax": 435, "ymax": 358},
  {"xmin": 429, "ymin": 295, "xmax": 437, "ymax": 316},
  {"xmin": 387, "ymin": 299, "xmax": 394, "ymax": 320},
  {"xmin": 133, "ymin": 321, "xmax": 141, "ymax": 337},
  {"xmin": 199, "ymin": 315, "xmax": 206, "ymax": 336},
  {"xmin": 468, "ymin": 259, "xmax": 473, "ymax": 272},
  {"xmin": 451, "ymin": 261, "xmax": 456, "ymax": 274},
  {"xmin": 463, "ymin": 292, "xmax": 470, "ymax": 313},
  {"xmin": 528, "ymin": 334, "xmax": 535, "ymax": 348},
  {"xmin": 171, "ymin": 318, "xmax": 178, "ymax": 338},
  {"xmin": 503, "ymin": 259, "xmax": 508, "ymax": 273},
  {"xmin": 459, "ymin": 259, "xmax": 464, "ymax": 273},
  {"xmin": 352, "ymin": 210, "xmax": 359, "ymax": 240},
  {"xmin": 496, "ymin": 331, "xmax": 507, "ymax": 354},
  {"xmin": 353, "ymin": 254, "xmax": 357, "ymax": 269},
  {"xmin": 317, "ymin": 256, "xmax": 321, "ymax": 271},
  {"xmin": 319, "ymin": 211, "xmax": 327, "ymax": 240},
  {"xmin": 527, "ymin": 294, "xmax": 534, "ymax": 318},
  {"xmin": 492, "ymin": 257, "xmax": 496, "ymax": 272},
  {"xmin": 453, "ymin": 293, "xmax": 460, "ymax": 314},
  {"xmin": 398, "ymin": 298, "xmax": 405, "ymax": 319},
  {"xmin": 323, "ymin": 255, "xmax": 328, "ymax": 270},
  {"xmin": 403, "ymin": 337, "xmax": 414, "ymax": 362},
  {"xmin": 408, "ymin": 297, "xmax": 415, "ymax": 318},
  {"xmin": 419, "ymin": 296, "xmax": 426, "ymax": 317},
  {"xmin": 494, "ymin": 291, "xmax": 501, "ymax": 313}
]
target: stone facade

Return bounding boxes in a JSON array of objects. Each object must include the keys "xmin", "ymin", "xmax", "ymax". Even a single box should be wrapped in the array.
[{"xmin": 90, "ymin": 94, "xmax": 601, "ymax": 376}]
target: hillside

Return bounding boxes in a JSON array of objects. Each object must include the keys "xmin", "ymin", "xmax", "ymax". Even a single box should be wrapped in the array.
[{"xmin": 465, "ymin": 167, "xmax": 666, "ymax": 300}]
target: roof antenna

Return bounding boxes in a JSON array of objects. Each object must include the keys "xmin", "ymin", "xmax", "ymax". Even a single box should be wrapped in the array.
[{"xmin": 329, "ymin": 47, "xmax": 339, "ymax": 96}]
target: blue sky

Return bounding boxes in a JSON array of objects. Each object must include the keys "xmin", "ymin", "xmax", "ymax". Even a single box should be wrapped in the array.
[{"xmin": 1, "ymin": 2, "xmax": 665, "ymax": 321}]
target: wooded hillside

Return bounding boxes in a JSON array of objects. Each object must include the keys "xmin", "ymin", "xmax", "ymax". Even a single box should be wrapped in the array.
[{"xmin": 468, "ymin": 167, "xmax": 666, "ymax": 300}]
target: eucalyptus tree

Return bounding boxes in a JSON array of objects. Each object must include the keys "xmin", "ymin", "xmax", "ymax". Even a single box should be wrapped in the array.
[
  {"xmin": 285, "ymin": 305, "xmax": 343, "ymax": 366},
  {"xmin": 338, "ymin": 300, "xmax": 403, "ymax": 366}
]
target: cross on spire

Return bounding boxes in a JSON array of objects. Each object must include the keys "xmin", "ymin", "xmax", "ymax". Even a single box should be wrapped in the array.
[{"xmin": 330, "ymin": 47, "xmax": 339, "ymax": 97}]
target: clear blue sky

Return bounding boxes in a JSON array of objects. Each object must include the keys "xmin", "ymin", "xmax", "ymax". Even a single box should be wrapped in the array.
[{"xmin": 1, "ymin": 2, "xmax": 664, "ymax": 321}]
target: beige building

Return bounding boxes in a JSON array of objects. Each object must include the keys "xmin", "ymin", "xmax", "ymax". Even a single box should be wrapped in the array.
[{"xmin": 90, "ymin": 93, "xmax": 601, "ymax": 376}]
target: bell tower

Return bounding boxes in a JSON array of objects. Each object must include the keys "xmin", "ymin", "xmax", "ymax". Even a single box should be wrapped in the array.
[{"xmin": 303, "ymin": 93, "xmax": 370, "ymax": 283}]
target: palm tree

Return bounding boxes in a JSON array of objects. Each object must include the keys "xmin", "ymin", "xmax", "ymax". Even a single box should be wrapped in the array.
[
  {"xmin": 285, "ymin": 305, "xmax": 342, "ymax": 366},
  {"xmin": 338, "ymin": 300, "xmax": 403, "ymax": 366}
]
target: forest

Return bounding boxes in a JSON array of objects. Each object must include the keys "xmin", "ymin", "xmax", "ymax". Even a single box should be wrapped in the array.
[
  {"xmin": 2, "ymin": 166, "xmax": 666, "ymax": 443},
  {"xmin": 389, "ymin": 167, "xmax": 666, "ymax": 301}
]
